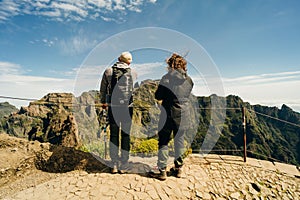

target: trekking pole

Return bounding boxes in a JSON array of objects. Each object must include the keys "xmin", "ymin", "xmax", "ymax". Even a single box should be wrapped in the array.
[
  {"xmin": 104, "ymin": 134, "xmax": 108, "ymax": 159},
  {"xmin": 99, "ymin": 108, "xmax": 109, "ymax": 159}
]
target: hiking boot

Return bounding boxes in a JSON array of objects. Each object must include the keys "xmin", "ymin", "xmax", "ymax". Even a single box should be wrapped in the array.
[
  {"xmin": 170, "ymin": 167, "xmax": 183, "ymax": 178},
  {"xmin": 176, "ymin": 167, "xmax": 183, "ymax": 178},
  {"xmin": 119, "ymin": 162, "xmax": 130, "ymax": 174},
  {"xmin": 148, "ymin": 168, "xmax": 167, "ymax": 181},
  {"xmin": 110, "ymin": 163, "xmax": 118, "ymax": 174}
]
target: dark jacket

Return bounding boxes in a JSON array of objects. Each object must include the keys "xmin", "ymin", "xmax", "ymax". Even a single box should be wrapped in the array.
[{"xmin": 155, "ymin": 69, "xmax": 194, "ymax": 129}]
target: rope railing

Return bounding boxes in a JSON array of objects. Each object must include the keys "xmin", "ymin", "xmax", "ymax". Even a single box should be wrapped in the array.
[
  {"xmin": 0, "ymin": 94, "xmax": 242, "ymax": 110},
  {"xmin": 0, "ymin": 95, "xmax": 39, "ymax": 101},
  {"xmin": 1, "ymin": 94, "xmax": 298, "ymax": 129},
  {"xmin": 248, "ymin": 109, "xmax": 300, "ymax": 128}
]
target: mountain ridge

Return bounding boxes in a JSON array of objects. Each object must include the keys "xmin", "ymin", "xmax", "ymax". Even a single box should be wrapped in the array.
[{"xmin": 0, "ymin": 81, "xmax": 299, "ymax": 165}]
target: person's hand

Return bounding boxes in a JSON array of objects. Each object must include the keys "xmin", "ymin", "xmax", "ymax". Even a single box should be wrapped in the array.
[
  {"xmin": 102, "ymin": 103, "xmax": 108, "ymax": 109},
  {"xmin": 155, "ymin": 100, "xmax": 162, "ymax": 108}
]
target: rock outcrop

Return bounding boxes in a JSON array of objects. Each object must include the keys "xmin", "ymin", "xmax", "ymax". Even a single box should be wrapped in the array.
[
  {"xmin": 0, "ymin": 102, "xmax": 18, "ymax": 119},
  {"xmin": 2, "ymin": 93, "xmax": 80, "ymax": 147}
]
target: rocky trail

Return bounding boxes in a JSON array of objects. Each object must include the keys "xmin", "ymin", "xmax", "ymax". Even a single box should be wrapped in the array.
[{"xmin": 0, "ymin": 134, "xmax": 299, "ymax": 200}]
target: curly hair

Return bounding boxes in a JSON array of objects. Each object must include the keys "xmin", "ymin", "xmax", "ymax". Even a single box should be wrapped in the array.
[{"xmin": 166, "ymin": 53, "xmax": 187, "ymax": 71}]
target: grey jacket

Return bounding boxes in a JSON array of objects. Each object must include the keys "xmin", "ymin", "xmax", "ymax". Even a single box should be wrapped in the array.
[{"xmin": 100, "ymin": 62, "xmax": 137, "ymax": 104}]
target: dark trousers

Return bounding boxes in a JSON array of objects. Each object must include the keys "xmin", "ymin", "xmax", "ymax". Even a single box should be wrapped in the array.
[
  {"xmin": 108, "ymin": 106, "xmax": 132, "ymax": 164},
  {"xmin": 158, "ymin": 116, "xmax": 185, "ymax": 169}
]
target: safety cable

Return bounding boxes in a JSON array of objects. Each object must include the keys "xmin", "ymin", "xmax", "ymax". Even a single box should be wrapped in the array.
[
  {"xmin": 1, "ymin": 95, "xmax": 299, "ymax": 128},
  {"xmin": 248, "ymin": 109, "xmax": 300, "ymax": 128},
  {"xmin": 0, "ymin": 95, "xmax": 38, "ymax": 101}
]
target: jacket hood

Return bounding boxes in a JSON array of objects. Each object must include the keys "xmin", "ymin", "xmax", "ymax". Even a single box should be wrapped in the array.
[
  {"xmin": 168, "ymin": 69, "xmax": 187, "ymax": 84},
  {"xmin": 114, "ymin": 61, "xmax": 130, "ymax": 69}
]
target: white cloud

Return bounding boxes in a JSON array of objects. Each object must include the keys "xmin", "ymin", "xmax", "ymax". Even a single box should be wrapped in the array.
[
  {"xmin": 42, "ymin": 38, "xmax": 54, "ymax": 47},
  {"xmin": 223, "ymin": 71, "xmax": 300, "ymax": 85},
  {"xmin": 0, "ymin": 61, "xmax": 74, "ymax": 108},
  {"xmin": 0, "ymin": 0, "xmax": 19, "ymax": 21},
  {"xmin": 52, "ymin": 2, "xmax": 88, "ymax": 18},
  {"xmin": 100, "ymin": 15, "xmax": 125, "ymax": 23},
  {"xmin": 190, "ymin": 70, "xmax": 300, "ymax": 112},
  {"xmin": 0, "ymin": 74, "xmax": 74, "ymax": 108},
  {"xmin": 132, "ymin": 62, "xmax": 165, "ymax": 77},
  {"xmin": 59, "ymin": 34, "xmax": 98, "ymax": 56},
  {"xmin": 0, "ymin": 61, "xmax": 22, "ymax": 75},
  {"xmin": 88, "ymin": 0, "xmax": 113, "ymax": 10},
  {"xmin": 222, "ymin": 71, "xmax": 300, "ymax": 112},
  {"xmin": 0, "ymin": 0, "xmax": 157, "ymax": 23},
  {"xmin": 2, "ymin": 60, "xmax": 299, "ymax": 113},
  {"xmin": 29, "ymin": 38, "xmax": 57, "ymax": 47}
]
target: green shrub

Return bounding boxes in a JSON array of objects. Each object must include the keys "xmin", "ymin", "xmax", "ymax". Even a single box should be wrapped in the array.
[
  {"xmin": 78, "ymin": 141, "xmax": 107, "ymax": 158},
  {"xmin": 132, "ymin": 138, "xmax": 158, "ymax": 154}
]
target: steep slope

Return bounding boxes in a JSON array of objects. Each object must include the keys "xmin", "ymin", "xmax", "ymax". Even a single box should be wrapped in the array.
[
  {"xmin": 0, "ymin": 102, "xmax": 18, "ymax": 118},
  {"xmin": 192, "ymin": 95, "xmax": 300, "ymax": 165},
  {"xmin": 0, "ymin": 102, "xmax": 19, "ymax": 134}
]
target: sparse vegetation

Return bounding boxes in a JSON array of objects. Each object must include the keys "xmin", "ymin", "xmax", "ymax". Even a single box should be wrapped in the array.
[
  {"xmin": 131, "ymin": 138, "xmax": 158, "ymax": 155},
  {"xmin": 78, "ymin": 140, "xmax": 107, "ymax": 158}
]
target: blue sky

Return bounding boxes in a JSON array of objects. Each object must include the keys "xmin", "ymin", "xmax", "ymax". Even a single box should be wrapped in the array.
[{"xmin": 0, "ymin": 0, "xmax": 300, "ymax": 112}]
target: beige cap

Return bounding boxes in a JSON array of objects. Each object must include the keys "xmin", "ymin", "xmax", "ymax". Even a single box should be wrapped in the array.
[{"xmin": 119, "ymin": 51, "xmax": 132, "ymax": 64}]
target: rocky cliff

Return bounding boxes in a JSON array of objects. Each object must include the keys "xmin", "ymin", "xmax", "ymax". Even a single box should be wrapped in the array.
[
  {"xmin": 0, "ymin": 93, "xmax": 80, "ymax": 147},
  {"xmin": 0, "ymin": 102, "xmax": 18, "ymax": 119}
]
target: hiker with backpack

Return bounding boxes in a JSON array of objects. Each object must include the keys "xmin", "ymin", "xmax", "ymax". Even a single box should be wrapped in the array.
[
  {"xmin": 149, "ymin": 53, "xmax": 194, "ymax": 180},
  {"xmin": 100, "ymin": 51, "xmax": 137, "ymax": 174}
]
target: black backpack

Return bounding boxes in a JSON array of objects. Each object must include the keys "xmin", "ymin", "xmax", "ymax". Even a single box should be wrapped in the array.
[{"xmin": 110, "ymin": 66, "xmax": 133, "ymax": 105}]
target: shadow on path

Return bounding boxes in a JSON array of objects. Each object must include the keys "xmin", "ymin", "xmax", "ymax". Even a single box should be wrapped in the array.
[
  {"xmin": 35, "ymin": 145, "xmax": 109, "ymax": 173},
  {"xmin": 34, "ymin": 145, "xmax": 152, "ymax": 177}
]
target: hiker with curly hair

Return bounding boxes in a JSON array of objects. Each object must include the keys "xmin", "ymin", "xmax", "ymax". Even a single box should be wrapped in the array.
[{"xmin": 149, "ymin": 53, "xmax": 194, "ymax": 180}]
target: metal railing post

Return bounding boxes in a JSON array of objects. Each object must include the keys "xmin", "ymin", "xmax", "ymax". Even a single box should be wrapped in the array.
[{"xmin": 242, "ymin": 106, "xmax": 247, "ymax": 162}]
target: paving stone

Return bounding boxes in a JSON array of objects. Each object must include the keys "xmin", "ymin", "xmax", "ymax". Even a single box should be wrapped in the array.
[
  {"xmin": 157, "ymin": 191, "xmax": 170, "ymax": 200},
  {"xmin": 3, "ymin": 154, "xmax": 300, "ymax": 200},
  {"xmin": 259, "ymin": 160, "xmax": 277, "ymax": 172},
  {"xmin": 181, "ymin": 189, "xmax": 191, "ymax": 199},
  {"xmin": 274, "ymin": 162, "xmax": 300, "ymax": 177},
  {"xmin": 166, "ymin": 180, "xmax": 178, "ymax": 189},
  {"xmin": 172, "ymin": 187, "xmax": 183, "ymax": 197},
  {"xmin": 147, "ymin": 189, "xmax": 160, "ymax": 200},
  {"xmin": 145, "ymin": 184, "xmax": 155, "ymax": 192},
  {"xmin": 114, "ymin": 190, "xmax": 127, "ymax": 199},
  {"xmin": 202, "ymin": 192, "xmax": 211, "ymax": 199},
  {"xmin": 90, "ymin": 188, "xmax": 101, "ymax": 197},
  {"xmin": 162, "ymin": 185, "xmax": 173, "ymax": 196},
  {"xmin": 141, "ymin": 191, "xmax": 153, "ymax": 199},
  {"xmin": 230, "ymin": 191, "xmax": 241, "ymax": 199},
  {"xmin": 246, "ymin": 158, "xmax": 263, "ymax": 168}
]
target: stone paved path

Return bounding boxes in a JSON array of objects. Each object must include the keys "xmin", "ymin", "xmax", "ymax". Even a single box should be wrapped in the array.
[{"xmin": 3, "ymin": 154, "xmax": 300, "ymax": 200}]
